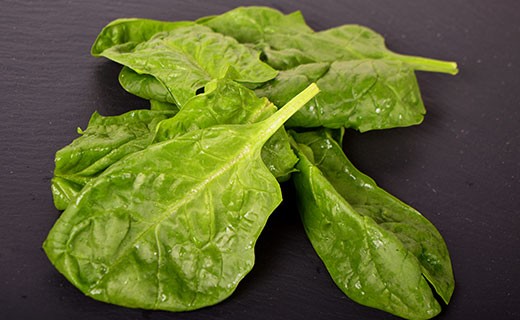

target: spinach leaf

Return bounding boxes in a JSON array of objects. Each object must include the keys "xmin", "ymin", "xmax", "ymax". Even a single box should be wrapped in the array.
[
  {"xmin": 256, "ymin": 60, "xmax": 426, "ymax": 131},
  {"xmin": 93, "ymin": 24, "xmax": 277, "ymax": 106},
  {"xmin": 149, "ymin": 100, "xmax": 178, "ymax": 111},
  {"xmin": 51, "ymin": 110, "xmax": 176, "ymax": 210},
  {"xmin": 291, "ymin": 129, "xmax": 454, "ymax": 304},
  {"xmin": 119, "ymin": 66, "xmax": 177, "ymax": 108},
  {"xmin": 202, "ymin": 7, "xmax": 457, "ymax": 131},
  {"xmin": 199, "ymin": 6, "xmax": 313, "ymax": 44},
  {"xmin": 262, "ymin": 24, "xmax": 458, "ymax": 73},
  {"xmin": 290, "ymin": 137, "xmax": 441, "ymax": 319},
  {"xmin": 43, "ymin": 84, "xmax": 319, "ymax": 311},
  {"xmin": 153, "ymin": 79, "xmax": 298, "ymax": 181},
  {"xmin": 52, "ymin": 80, "xmax": 298, "ymax": 211},
  {"xmin": 91, "ymin": 18, "xmax": 194, "ymax": 56}
]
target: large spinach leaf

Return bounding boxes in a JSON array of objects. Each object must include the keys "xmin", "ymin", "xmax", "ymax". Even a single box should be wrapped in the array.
[
  {"xmin": 52, "ymin": 80, "xmax": 298, "ymax": 211},
  {"xmin": 290, "ymin": 138, "xmax": 441, "ymax": 319},
  {"xmin": 43, "ymin": 84, "xmax": 319, "ymax": 311},
  {"xmin": 256, "ymin": 60, "xmax": 426, "ymax": 131},
  {"xmin": 93, "ymin": 24, "xmax": 277, "ymax": 106},
  {"xmin": 51, "ymin": 110, "xmax": 176, "ymax": 210},
  {"xmin": 291, "ymin": 129, "xmax": 454, "ymax": 304},
  {"xmin": 202, "ymin": 7, "xmax": 457, "ymax": 131}
]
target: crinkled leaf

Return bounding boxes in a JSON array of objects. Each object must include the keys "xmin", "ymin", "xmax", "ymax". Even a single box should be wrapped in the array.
[
  {"xmin": 43, "ymin": 84, "xmax": 319, "ymax": 311},
  {"xmin": 119, "ymin": 66, "xmax": 177, "ymax": 107},
  {"xmin": 52, "ymin": 80, "xmax": 298, "ymax": 211},
  {"xmin": 51, "ymin": 110, "xmax": 176, "ymax": 210},
  {"xmin": 91, "ymin": 18, "xmax": 194, "ymax": 56},
  {"xmin": 291, "ymin": 129, "xmax": 454, "ymax": 304},
  {"xmin": 93, "ymin": 24, "xmax": 277, "ymax": 106},
  {"xmin": 202, "ymin": 8, "xmax": 457, "ymax": 130},
  {"xmin": 290, "ymin": 139, "xmax": 441, "ymax": 319},
  {"xmin": 199, "ymin": 6, "xmax": 313, "ymax": 44},
  {"xmin": 154, "ymin": 79, "xmax": 298, "ymax": 181},
  {"xmin": 257, "ymin": 60, "xmax": 426, "ymax": 131}
]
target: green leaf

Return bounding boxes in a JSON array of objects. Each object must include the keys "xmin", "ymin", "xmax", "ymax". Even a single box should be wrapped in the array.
[
  {"xmin": 290, "ymin": 136, "xmax": 442, "ymax": 319},
  {"xmin": 257, "ymin": 60, "xmax": 426, "ymax": 131},
  {"xmin": 199, "ymin": 6, "xmax": 313, "ymax": 44},
  {"xmin": 260, "ymin": 24, "xmax": 458, "ymax": 74},
  {"xmin": 43, "ymin": 84, "xmax": 319, "ymax": 311},
  {"xmin": 94, "ymin": 24, "xmax": 278, "ymax": 106},
  {"xmin": 153, "ymin": 79, "xmax": 298, "ymax": 181},
  {"xmin": 291, "ymin": 129, "xmax": 454, "ymax": 304},
  {"xmin": 203, "ymin": 9, "xmax": 457, "ymax": 131},
  {"xmin": 119, "ymin": 66, "xmax": 177, "ymax": 106},
  {"xmin": 91, "ymin": 18, "xmax": 194, "ymax": 56},
  {"xmin": 149, "ymin": 100, "xmax": 178, "ymax": 111},
  {"xmin": 51, "ymin": 110, "xmax": 176, "ymax": 210}
]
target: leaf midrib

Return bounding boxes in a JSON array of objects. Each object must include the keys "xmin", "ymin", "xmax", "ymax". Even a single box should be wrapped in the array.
[{"xmin": 80, "ymin": 133, "xmax": 262, "ymax": 298}]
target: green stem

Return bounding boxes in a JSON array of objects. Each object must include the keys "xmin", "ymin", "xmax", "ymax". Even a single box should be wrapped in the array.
[
  {"xmin": 258, "ymin": 83, "xmax": 320, "ymax": 141},
  {"xmin": 390, "ymin": 53, "xmax": 459, "ymax": 75}
]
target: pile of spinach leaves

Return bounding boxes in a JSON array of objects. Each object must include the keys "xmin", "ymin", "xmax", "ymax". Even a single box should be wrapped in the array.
[{"xmin": 44, "ymin": 6, "xmax": 457, "ymax": 319}]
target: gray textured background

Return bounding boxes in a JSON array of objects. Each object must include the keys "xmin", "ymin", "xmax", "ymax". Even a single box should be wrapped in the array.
[{"xmin": 1, "ymin": 1, "xmax": 519, "ymax": 319}]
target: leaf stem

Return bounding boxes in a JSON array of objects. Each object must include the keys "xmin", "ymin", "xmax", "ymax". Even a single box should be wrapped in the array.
[
  {"xmin": 390, "ymin": 53, "xmax": 459, "ymax": 75},
  {"xmin": 258, "ymin": 83, "xmax": 320, "ymax": 141}
]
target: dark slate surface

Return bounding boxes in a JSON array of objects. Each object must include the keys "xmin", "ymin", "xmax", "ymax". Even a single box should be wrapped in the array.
[{"xmin": 1, "ymin": 1, "xmax": 519, "ymax": 319}]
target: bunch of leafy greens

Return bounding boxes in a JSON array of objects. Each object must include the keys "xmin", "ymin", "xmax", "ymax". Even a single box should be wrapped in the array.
[{"xmin": 44, "ymin": 6, "xmax": 457, "ymax": 319}]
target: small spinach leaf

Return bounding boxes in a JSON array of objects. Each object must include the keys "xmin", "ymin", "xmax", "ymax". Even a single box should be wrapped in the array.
[{"xmin": 43, "ymin": 84, "xmax": 319, "ymax": 311}]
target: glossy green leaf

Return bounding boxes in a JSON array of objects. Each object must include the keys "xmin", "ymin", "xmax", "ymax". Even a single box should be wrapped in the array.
[
  {"xmin": 43, "ymin": 83, "xmax": 319, "ymax": 311},
  {"xmin": 153, "ymin": 79, "xmax": 298, "ymax": 181},
  {"xmin": 149, "ymin": 100, "xmax": 178, "ymax": 111},
  {"xmin": 52, "ymin": 80, "xmax": 298, "ymax": 211},
  {"xmin": 290, "ymin": 138, "xmax": 441, "ymax": 319},
  {"xmin": 91, "ymin": 18, "xmax": 194, "ymax": 56},
  {"xmin": 51, "ymin": 110, "xmax": 176, "ymax": 210},
  {"xmin": 199, "ymin": 6, "xmax": 313, "ymax": 44},
  {"xmin": 291, "ymin": 129, "xmax": 454, "ymax": 304},
  {"xmin": 262, "ymin": 24, "xmax": 458, "ymax": 73},
  {"xmin": 257, "ymin": 60, "xmax": 426, "ymax": 131},
  {"xmin": 203, "ymin": 7, "xmax": 457, "ymax": 131},
  {"xmin": 119, "ymin": 66, "xmax": 177, "ymax": 107},
  {"xmin": 93, "ymin": 24, "xmax": 277, "ymax": 106}
]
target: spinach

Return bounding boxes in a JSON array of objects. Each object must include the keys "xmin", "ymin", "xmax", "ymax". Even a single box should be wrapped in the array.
[
  {"xmin": 52, "ymin": 79, "xmax": 297, "ymax": 211},
  {"xmin": 153, "ymin": 79, "xmax": 298, "ymax": 181},
  {"xmin": 92, "ymin": 24, "xmax": 277, "ymax": 106},
  {"xmin": 290, "ymin": 136, "xmax": 442, "ymax": 319},
  {"xmin": 43, "ymin": 84, "xmax": 320, "ymax": 311},
  {"xmin": 96, "ymin": 7, "xmax": 456, "ymax": 132},
  {"xmin": 51, "ymin": 110, "xmax": 176, "ymax": 210},
  {"xmin": 197, "ymin": 6, "xmax": 314, "ymax": 44},
  {"xmin": 202, "ymin": 7, "xmax": 457, "ymax": 131},
  {"xmin": 45, "ymin": 6, "xmax": 458, "ymax": 319},
  {"xmin": 256, "ymin": 60, "xmax": 427, "ymax": 131},
  {"xmin": 118, "ymin": 66, "xmax": 178, "ymax": 108},
  {"xmin": 91, "ymin": 18, "xmax": 195, "ymax": 56},
  {"xmin": 291, "ymin": 129, "xmax": 454, "ymax": 304}
]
